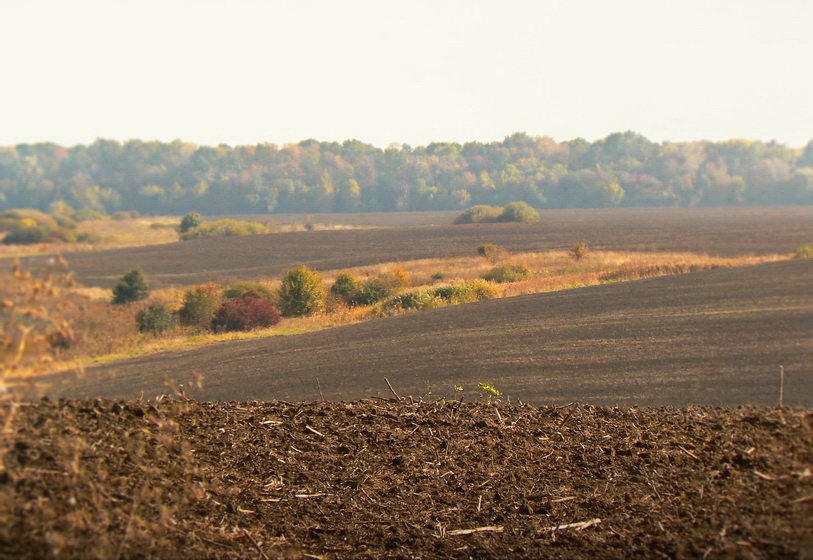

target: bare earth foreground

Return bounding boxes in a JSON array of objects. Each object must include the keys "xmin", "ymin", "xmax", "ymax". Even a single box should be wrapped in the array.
[
  {"xmin": 30, "ymin": 206, "xmax": 813, "ymax": 287},
  {"xmin": 58, "ymin": 259, "xmax": 813, "ymax": 407},
  {"xmin": 3, "ymin": 400, "xmax": 811, "ymax": 559}
]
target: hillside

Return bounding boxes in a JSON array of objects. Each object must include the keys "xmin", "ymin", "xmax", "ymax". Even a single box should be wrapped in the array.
[
  {"xmin": 28, "ymin": 206, "xmax": 813, "ymax": 288},
  {"xmin": 54, "ymin": 259, "xmax": 813, "ymax": 406}
]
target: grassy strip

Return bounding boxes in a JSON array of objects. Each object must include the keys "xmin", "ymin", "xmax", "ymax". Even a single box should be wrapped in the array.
[{"xmin": 37, "ymin": 250, "xmax": 787, "ymax": 374}]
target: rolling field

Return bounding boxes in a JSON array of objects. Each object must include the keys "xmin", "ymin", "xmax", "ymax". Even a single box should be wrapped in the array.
[
  {"xmin": 29, "ymin": 206, "xmax": 812, "ymax": 288},
  {"xmin": 55, "ymin": 259, "xmax": 813, "ymax": 406}
]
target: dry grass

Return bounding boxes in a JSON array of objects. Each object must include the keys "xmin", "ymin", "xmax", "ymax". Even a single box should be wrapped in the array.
[
  {"xmin": 0, "ymin": 217, "xmax": 376, "ymax": 260},
  {"xmin": 0, "ymin": 217, "xmax": 180, "ymax": 259}
]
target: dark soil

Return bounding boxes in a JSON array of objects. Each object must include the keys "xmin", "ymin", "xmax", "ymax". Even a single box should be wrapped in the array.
[
  {"xmin": 27, "ymin": 206, "xmax": 813, "ymax": 288},
  {"xmin": 2, "ymin": 399, "xmax": 811, "ymax": 559},
  {"xmin": 59, "ymin": 259, "xmax": 813, "ymax": 407}
]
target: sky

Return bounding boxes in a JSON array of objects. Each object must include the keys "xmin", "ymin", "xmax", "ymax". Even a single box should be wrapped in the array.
[{"xmin": 1, "ymin": 0, "xmax": 811, "ymax": 148}]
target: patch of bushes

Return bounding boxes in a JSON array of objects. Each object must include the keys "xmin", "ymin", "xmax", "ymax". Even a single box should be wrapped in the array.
[
  {"xmin": 113, "ymin": 210, "xmax": 141, "ymax": 220},
  {"xmin": 794, "ymin": 244, "xmax": 813, "ymax": 259},
  {"xmin": 224, "ymin": 281, "xmax": 276, "ymax": 302},
  {"xmin": 3, "ymin": 223, "xmax": 77, "ymax": 245},
  {"xmin": 278, "ymin": 265, "xmax": 325, "ymax": 317},
  {"xmin": 136, "ymin": 303, "xmax": 176, "ymax": 335},
  {"xmin": 381, "ymin": 290, "xmax": 443, "ymax": 312},
  {"xmin": 382, "ymin": 279, "xmax": 498, "ymax": 313},
  {"xmin": 431, "ymin": 279, "xmax": 499, "ymax": 303},
  {"xmin": 477, "ymin": 243, "xmax": 508, "ymax": 262},
  {"xmin": 74, "ymin": 208, "xmax": 108, "ymax": 222},
  {"xmin": 0, "ymin": 209, "xmax": 56, "ymax": 230},
  {"xmin": 454, "ymin": 202, "xmax": 540, "ymax": 225},
  {"xmin": 454, "ymin": 205, "xmax": 503, "ymax": 224},
  {"xmin": 498, "ymin": 201, "xmax": 540, "ymax": 223},
  {"xmin": 329, "ymin": 272, "xmax": 361, "ymax": 302},
  {"xmin": 211, "ymin": 294, "xmax": 281, "ymax": 332},
  {"xmin": 179, "ymin": 219, "xmax": 270, "ymax": 240},
  {"xmin": 347, "ymin": 277, "xmax": 394, "ymax": 307},
  {"xmin": 570, "ymin": 242, "xmax": 590, "ymax": 261},
  {"xmin": 53, "ymin": 214, "xmax": 78, "ymax": 229},
  {"xmin": 385, "ymin": 266, "xmax": 412, "ymax": 289},
  {"xmin": 0, "ymin": 209, "xmax": 80, "ymax": 245},
  {"xmin": 482, "ymin": 263, "xmax": 534, "ymax": 283},
  {"xmin": 179, "ymin": 212, "xmax": 202, "ymax": 233},
  {"xmin": 179, "ymin": 284, "xmax": 223, "ymax": 328},
  {"xmin": 76, "ymin": 231, "xmax": 104, "ymax": 244},
  {"xmin": 112, "ymin": 268, "xmax": 150, "ymax": 304}
]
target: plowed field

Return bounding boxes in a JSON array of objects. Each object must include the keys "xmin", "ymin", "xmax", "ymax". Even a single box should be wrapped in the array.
[
  {"xmin": 56, "ymin": 259, "xmax": 813, "ymax": 407},
  {"xmin": 31, "ymin": 206, "xmax": 812, "ymax": 287},
  {"xmin": 3, "ymin": 400, "xmax": 811, "ymax": 559}
]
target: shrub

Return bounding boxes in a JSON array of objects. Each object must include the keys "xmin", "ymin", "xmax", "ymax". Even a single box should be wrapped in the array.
[
  {"xmin": 179, "ymin": 212, "xmax": 202, "ymax": 233},
  {"xmin": 477, "ymin": 243, "xmax": 508, "ymax": 262},
  {"xmin": 0, "ymin": 209, "xmax": 56, "ymax": 229},
  {"xmin": 482, "ymin": 263, "xmax": 534, "ymax": 283},
  {"xmin": 224, "ymin": 281, "xmax": 276, "ymax": 302},
  {"xmin": 3, "ymin": 225, "xmax": 47, "ymax": 244},
  {"xmin": 570, "ymin": 242, "xmax": 590, "ymax": 261},
  {"xmin": 2, "ymin": 223, "xmax": 77, "ymax": 245},
  {"xmin": 794, "ymin": 244, "xmax": 813, "ymax": 259},
  {"xmin": 431, "ymin": 279, "xmax": 499, "ymax": 303},
  {"xmin": 179, "ymin": 219, "xmax": 269, "ymax": 240},
  {"xmin": 381, "ymin": 266, "xmax": 411, "ymax": 289},
  {"xmin": 77, "ymin": 231, "xmax": 104, "ymax": 243},
  {"xmin": 113, "ymin": 210, "xmax": 140, "ymax": 220},
  {"xmin": 382, "ymin": 290, "xmax": 443, "ymax": 312},
  {"xmin": 347, "ymin": 277, "xmax": 394, "ymax": 307},
  {"xmin": 74, "ymin": 208, "xmax": 108, "ymax": 222},
  {"xmin": 498, "ymin": 201, "xmax": 540, "ymax": 223},
  {"xmin": 179, "ymin": 284, "xmax": 223, "ymax": 327},
  {"xmin": 211, "ymin": 294, "xmax": 281, "ymax": 332},
  {"xmin": 460, "ymin": 279, "xmax": 500, "ymax": 301},
  {"xmin": 329, "ymin": 272, "xmax": 361, "ymax": 302},
  {"xmin": 454, "ymin": 205, "xmax": 504, "ymax": 224},
  {"xmin": 136, "ymin": 303, "xmax": 176, "ymax": 335},
  {"xmin": 278, "ymin": 265, "xmax": 326, "ymax": 317},
  {"xmin": 53, "ymin": 214, "xmax": 78, "ymax": 229},
  {"xmin": 112, "ymin": 268, "xmax": 150, "ymax": 304}
]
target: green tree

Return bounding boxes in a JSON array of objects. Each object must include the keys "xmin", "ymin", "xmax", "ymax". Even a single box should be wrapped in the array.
[
  {"xmin": 112, "ymin": 268, "xmax": 150, "ymax": 304},
  {"xmin": 278, "ymin": 265, "xmax": 325, "ymax": 317},
  {"xmin": 179, "ymin": 212, "xmax": 202, "ymax": 233},
  {"xmin": 136, "ymin": 303, "xmax": 176, "ymax": 334},
  {"xmin": 329, "ymin": 272, "xmax": 361, "ymax": 302},
  {"xmin": 178, "ymin": 284, "xmax": 222, "ymax": 327}
]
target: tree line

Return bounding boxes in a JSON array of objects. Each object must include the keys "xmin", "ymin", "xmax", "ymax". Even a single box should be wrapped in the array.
[{"xmin": 1, "ymin": 132, "xmax": 811, "ymax": 215}]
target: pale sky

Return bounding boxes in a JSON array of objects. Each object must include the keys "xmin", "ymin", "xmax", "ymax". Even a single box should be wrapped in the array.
[{"xmin": 1, "ymin": 0, "xmax": 811, "ymax": 148}]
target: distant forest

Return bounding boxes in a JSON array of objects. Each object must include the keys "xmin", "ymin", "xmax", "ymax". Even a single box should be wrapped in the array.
[{"xmin": 1, "ymin": 132, "xmax": 812, "ymax": 215}]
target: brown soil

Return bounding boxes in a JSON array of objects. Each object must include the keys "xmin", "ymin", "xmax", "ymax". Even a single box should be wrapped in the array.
[
  {"xmin": 2, "ymin": 399, "xmax": 811, "ymax": 559},
  {"xmin": 58, "ymin": 259, "xmax": 813, "ymax": 407},
  {"xmin": 26, "ymin": 206, "xmax": 813, "ymax": 288}
]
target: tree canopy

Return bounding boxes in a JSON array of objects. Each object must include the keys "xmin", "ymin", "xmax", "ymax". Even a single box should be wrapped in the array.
[{"xmin": 1, "ymin": 133, "xmax": 811, "ymax": 215}]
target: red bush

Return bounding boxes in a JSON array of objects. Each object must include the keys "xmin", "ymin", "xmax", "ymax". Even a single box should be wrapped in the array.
[{"xmin": 211, "ymin": 293, "xmax": 281, "ymax": 332}]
